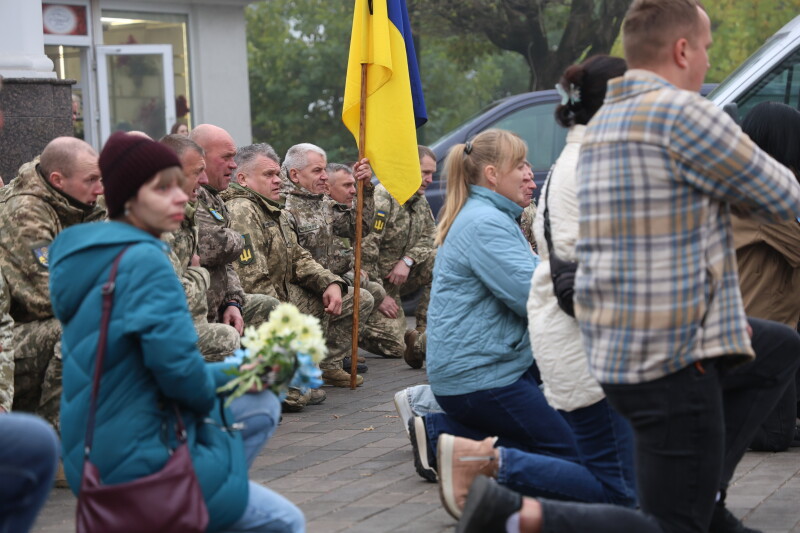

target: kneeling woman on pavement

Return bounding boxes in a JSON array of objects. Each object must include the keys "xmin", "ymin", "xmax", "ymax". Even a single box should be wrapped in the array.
[
  {"xmin": 415, "ymin": 129, "xmax": 606, "ymax": 517},
  {"xmin": 49, "ymin": 132, "xmax": 304, "ymax": 533}
]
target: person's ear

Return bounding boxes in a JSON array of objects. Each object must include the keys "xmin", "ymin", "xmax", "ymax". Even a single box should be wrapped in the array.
[
  {"xmin": 674, "ymin": 38, "xmax": 689, "ymax": 69},
  {"xmin": 49, "ymin": 171, "xmax": 65, "ymax": 191},
  {"xmin": 237, "ymin": 171, "xmax": 247, "ymax": 187},
  {"xmin": 483, "ymin": 165, "xmax": 498, "ymax": 188},
  {"xmin": 289, "ymin": 168, "xmax": 300, "ymax": 183}
]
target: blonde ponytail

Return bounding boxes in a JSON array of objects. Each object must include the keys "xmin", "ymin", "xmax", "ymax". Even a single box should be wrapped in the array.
[{"xmin": 435, "ymin": 129, "xmax": 527, "ymax": 246}]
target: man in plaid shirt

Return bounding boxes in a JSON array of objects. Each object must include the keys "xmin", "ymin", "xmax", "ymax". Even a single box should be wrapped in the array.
[{"xmin": 454, "ymin": 1, "xmax": 800, "ymax": 533}]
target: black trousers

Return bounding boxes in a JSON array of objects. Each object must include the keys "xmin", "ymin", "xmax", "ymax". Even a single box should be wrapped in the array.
[{"xmin": 540, "ymin": 317, "xmax": 800, "ymax": 533}]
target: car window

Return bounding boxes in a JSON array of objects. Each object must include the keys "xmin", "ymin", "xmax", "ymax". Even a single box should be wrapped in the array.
[
  {"xmin": 735, "ymin": 46, "xmax": 800, "ymax": 117},
  {"xmin": 490, "ymin": 103, "xmax": 567, "ymax": 170}
]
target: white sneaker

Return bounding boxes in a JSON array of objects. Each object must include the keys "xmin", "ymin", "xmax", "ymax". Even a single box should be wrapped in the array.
[{"xmin": 394, "ymin": 389, "xmax": 414, "ymax": 438}]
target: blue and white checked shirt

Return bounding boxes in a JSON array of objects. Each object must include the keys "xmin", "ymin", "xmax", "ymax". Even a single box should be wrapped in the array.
[{"xmin": 575, "ymin": 70, "xmax": 800, "ymax": 385}]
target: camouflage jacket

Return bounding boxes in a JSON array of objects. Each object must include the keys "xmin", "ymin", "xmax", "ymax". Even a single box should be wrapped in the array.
[
  {"xmin": 196, "ymin": 185, "xmax": 245, "ymax": 321},
  {"xmin": 222, "ymin": 183, "xmax": 344, "ymax": 302},
  {"xmin": 0, "ymin": 158, "xmax": 105, "ymax": 323},
  {"xmin": 0, "ymin": 269, "xmax": 14, "ymax": 412},
  {"xmin": 362, "ymin": 184, "xmax": 435, "ymax": 283},
  {"xmin": 162, "ymin": 202, "xmax": 212, "ymax": 319},
  {"xmin": 282, "ymin": 179, "xmax": 374, "ymax": 271},
  {"xmin": 519, "ymin": 203, "xmax": 537, "ymax": 251}
]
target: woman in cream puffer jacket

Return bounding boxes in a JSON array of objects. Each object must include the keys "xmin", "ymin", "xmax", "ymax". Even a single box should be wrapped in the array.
[{"xmin": 526, "ymin": 55, "xmax": 637, "ymax": 506}]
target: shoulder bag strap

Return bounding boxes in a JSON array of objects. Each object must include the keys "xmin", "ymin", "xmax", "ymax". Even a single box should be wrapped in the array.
[
  {"xmin": 542, "ymin": 165, "xmax": 556, "ymax": 255},
  {"xmin": 83, "ymin": 246, "xmax": 131, "ymax": 459}
]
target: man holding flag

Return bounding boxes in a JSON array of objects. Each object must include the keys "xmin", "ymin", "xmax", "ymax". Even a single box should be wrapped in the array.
[{"xmin": 342, "ymin": 0, "xmax": 428, "ymax": 380}]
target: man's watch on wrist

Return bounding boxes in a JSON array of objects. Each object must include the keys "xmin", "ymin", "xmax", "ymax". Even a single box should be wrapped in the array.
[
  {"xmin": 223, "ymin": 301, "xmax": 243, "ymax": 313},
  {"xmin": 402, "ymin": 256, "xmax": 414, "ymax": 268}
]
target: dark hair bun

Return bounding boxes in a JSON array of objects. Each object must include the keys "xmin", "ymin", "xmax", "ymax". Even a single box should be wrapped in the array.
[{"xmin": 554, "ymin": 55, "xmax": 627, "ymax": 128}]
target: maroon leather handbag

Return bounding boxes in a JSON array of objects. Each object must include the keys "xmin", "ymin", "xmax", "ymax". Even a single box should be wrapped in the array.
[{"xmin": 76, "ymin": 247, "xmax": 209, "ymax": 533}]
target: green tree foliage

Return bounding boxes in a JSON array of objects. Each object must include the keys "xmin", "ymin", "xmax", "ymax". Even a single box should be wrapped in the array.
[
  {"xmin": 246, "ymin": 0, "xmax": 355, "ymax": 162},
  {"xmin": 704, "ymin": 2, "xmax": 800, "ymax": 83},
  {"xmin": 246, "ymin": 0, "xmax": 528, "ymax": 161},
  {"xmin": 609, "ymin": 3, "xmax": 800, "ymax": 83},
  {"xmin": 413, "ymin": 0, "xmax": 630, "ymax": 90}
]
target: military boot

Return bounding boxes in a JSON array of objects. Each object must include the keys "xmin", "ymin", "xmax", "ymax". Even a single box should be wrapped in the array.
[
  {"xmin": 305, "ymin": 388, "xmax": 327, "ymax": 405},
  {"xmin": 282, "ymin": 387, "xmax": 308, "ymax": 412},
  {"xmin": 322, "ymin": 368, "xmax": 363, "ymax": 387},
  {"xmin": 404, "ymin": 329, "xmax": 424, "ymax": 369}
]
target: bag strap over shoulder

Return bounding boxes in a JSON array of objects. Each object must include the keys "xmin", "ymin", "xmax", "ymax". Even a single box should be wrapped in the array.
[
  {"xmin": 83, "ymin": 245, "xmax": 189, "ymax": 459},
  {"xmin": 84, "ymin": 246, "xmax": 130, "ymax": 458},
  {"xmin": 542, "ymin": 165, "xmax": 557, "ymax": 255}
]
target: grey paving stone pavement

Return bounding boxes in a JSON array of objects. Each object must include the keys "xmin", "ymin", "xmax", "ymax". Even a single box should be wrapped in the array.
[{"xmin": 35, "ymin": 350, "xmax": 800, "ymax": 532}]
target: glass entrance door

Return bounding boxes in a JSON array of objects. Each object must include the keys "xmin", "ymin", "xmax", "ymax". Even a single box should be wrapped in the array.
[{"xmin": 96, "ymin": 44, "xmax": 175, "ymax": 143}]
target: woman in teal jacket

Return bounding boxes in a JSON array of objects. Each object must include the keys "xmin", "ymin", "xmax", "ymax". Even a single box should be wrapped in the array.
[{"xmin": 49, "ymin": 132, "xmax": 303, "ymax": 532}]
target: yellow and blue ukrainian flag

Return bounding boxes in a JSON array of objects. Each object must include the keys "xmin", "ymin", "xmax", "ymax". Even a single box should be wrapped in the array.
[{"xmin": 342, "ymin": 0, "xmax": 427, "ymax": 205}]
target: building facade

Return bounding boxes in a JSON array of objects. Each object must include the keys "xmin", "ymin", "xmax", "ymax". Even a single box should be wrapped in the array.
[{"xmin": 0, "ymin": 0, "xmax": 253, "ymax": 180}]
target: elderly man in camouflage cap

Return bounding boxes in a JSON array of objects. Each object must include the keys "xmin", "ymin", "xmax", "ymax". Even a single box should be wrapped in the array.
[
  {"xmin": 189, "ymin": 124, "xmax": 278, "ymax": 334},
  {"xmin": 159, "ymin": 134, "xmax": 241, "ymax": 362},
  {"xmin": 0, "ymin": 137, "xmax": 105, "ymax": 432},
  {"xmin": 362, "ymin": 145, "xmax": 437, "ymax": 369},
  {"xmin": 282, "ymin": 143, "xmax": 375, "ymax": 386}
]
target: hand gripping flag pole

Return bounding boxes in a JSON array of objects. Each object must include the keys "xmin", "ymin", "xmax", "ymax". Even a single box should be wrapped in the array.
[{"xmin": 343, "ymin": 0, "xmax": 427, "ymax": 388}]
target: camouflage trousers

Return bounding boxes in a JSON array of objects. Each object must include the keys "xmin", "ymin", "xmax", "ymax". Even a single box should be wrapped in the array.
[
  {"xmin": 288, "ymin": 284, "xmax": 374, "ymax": 371},
  {"xmin": 243, "ymin": 293, "xmax": 280, "ymax": 328},
  {"xmin": 349, "ymin": 276, "xmax": 405, "ymax": 359},
  {"xmin": 389, "ymin": 251, "xmax": 434, "ymax": 327},
  {"xmin": 196, "ymin": 320, "xmax": 240, "ymax": 362},
  {"xmin": 12, "ymin": 318, "xmax": 62, "ymax": 432},
  {"xmin": 360, "ymin": 253, "xmax": 433, "ymax": 358}
]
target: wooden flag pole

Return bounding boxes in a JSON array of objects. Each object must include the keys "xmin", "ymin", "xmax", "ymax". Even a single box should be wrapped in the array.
[{"xmin": 350, "ymin": 62, "xmax": 368, "ymax": 390}]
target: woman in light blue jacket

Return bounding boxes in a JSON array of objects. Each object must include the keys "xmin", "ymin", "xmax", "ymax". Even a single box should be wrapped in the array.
[{"xmin": 410, "ymin": 129, "xmax": 601, "ymax": 519}]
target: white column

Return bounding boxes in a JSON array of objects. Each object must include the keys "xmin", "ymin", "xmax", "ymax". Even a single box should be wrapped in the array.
[{"xmin": 0, "ymin": 0, "xmax": 55, "ymax": 78}]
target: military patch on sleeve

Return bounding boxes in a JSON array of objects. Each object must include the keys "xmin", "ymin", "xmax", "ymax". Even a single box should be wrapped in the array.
[
  {"xmin": 239, "ymin": 234, "xmax": 254, "ymax": 265},
  {"xmin": 296, "ymin": 223, "xmax": 319, "ymax": 234},
  {"xmin": 373, "ymin": 210, "xmax": 387, "ymax": 233},
  {"xmin": 208, "ymin": 207, "xmax": 225, "ymax": 222},
  {"xmin": 31, "ymin": 243, "xmax": 51, "ymax": 269}
]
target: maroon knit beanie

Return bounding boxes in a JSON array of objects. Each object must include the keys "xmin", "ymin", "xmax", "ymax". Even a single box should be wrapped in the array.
[{"xmin": 99, "ymin": 131, "xmax": 181, "ymax": 218}]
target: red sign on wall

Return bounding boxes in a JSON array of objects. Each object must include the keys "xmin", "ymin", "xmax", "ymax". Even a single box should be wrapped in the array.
[{"xmin": 43, "ymin": 4, "xmax": 88, "ymax": 36}]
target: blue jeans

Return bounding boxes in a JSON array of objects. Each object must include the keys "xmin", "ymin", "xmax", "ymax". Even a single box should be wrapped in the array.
[
  {"xmin": 407, "ymin": 384, "xmax": 443, "ymax": 415},
  {"xmin": 427, "ymin": 367, "xmax": 579, "ymax": 461},
  {"xmin": 0, "ymin": 413, "xmax": 59, "ymax": 533},
  {"xmin": 229, "ymin": 389, "xmax": 282, "ymax": 468},
  {"xmin": 224, "ymin": 391, "xmax": 304, "ymax": 533},
  {"xmin": 493, "ymin": 399, "xmax": 635, "ymax": 504}
]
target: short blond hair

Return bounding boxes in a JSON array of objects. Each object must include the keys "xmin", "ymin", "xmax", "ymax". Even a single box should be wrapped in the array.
[{"xmin": 622, "ymin": 0, "xmax": 704, "ymax": 67}]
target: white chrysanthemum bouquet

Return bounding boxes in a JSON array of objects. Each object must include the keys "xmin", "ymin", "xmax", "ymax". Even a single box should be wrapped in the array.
[{"xmin": 217, "ymin": 303, "xmax": 325, "ymax": 405}]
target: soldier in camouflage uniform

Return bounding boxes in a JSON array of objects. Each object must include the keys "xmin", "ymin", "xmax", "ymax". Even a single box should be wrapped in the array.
[
  {"xmin": 518, "ymin": 161, "xmax": 537, "ymax": 251},
  {"xmin": 326, "ymin": 163, "xmax": 397, "ymax": 363},
  {"xmin": 0, "ymin": 138, "xmax": 105, "ymax": 430},
  {"xmin": 190, "ymin": 125, "xmax": 278, "ymax": 334},
  {"xmin": 160, "ymin": 134, "xmax": 240, "ymax": 362},
  {"xmin": 222, "ymin": 144, "xmax": 341, "ymax": 408},
  {"xmin": 0, "ymin": 269, "xmax": 15, "ymax": 414},
  {"xmin": 362, "ymin": 146, "xmax": 437, "ymax": 369},
  {"xmin": 282, "ymin": 144, "xmax": 376, "ymax": 385}
]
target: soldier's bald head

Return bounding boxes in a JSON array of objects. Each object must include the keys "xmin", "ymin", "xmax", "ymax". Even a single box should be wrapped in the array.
[
  {"xmin": 40, "ymin": 137, "xmax": 97, "ymax": 179},
  {"xmin": 189, "ymin": 124, "xmax": 237, "ymax": 190},
  {"xmin": 38, "ymin": 137, "xmax": 103, "ymax": 205},
  {"xmin": 190, "ymin": 124, "xmax": 233, "ymax": 149}
]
